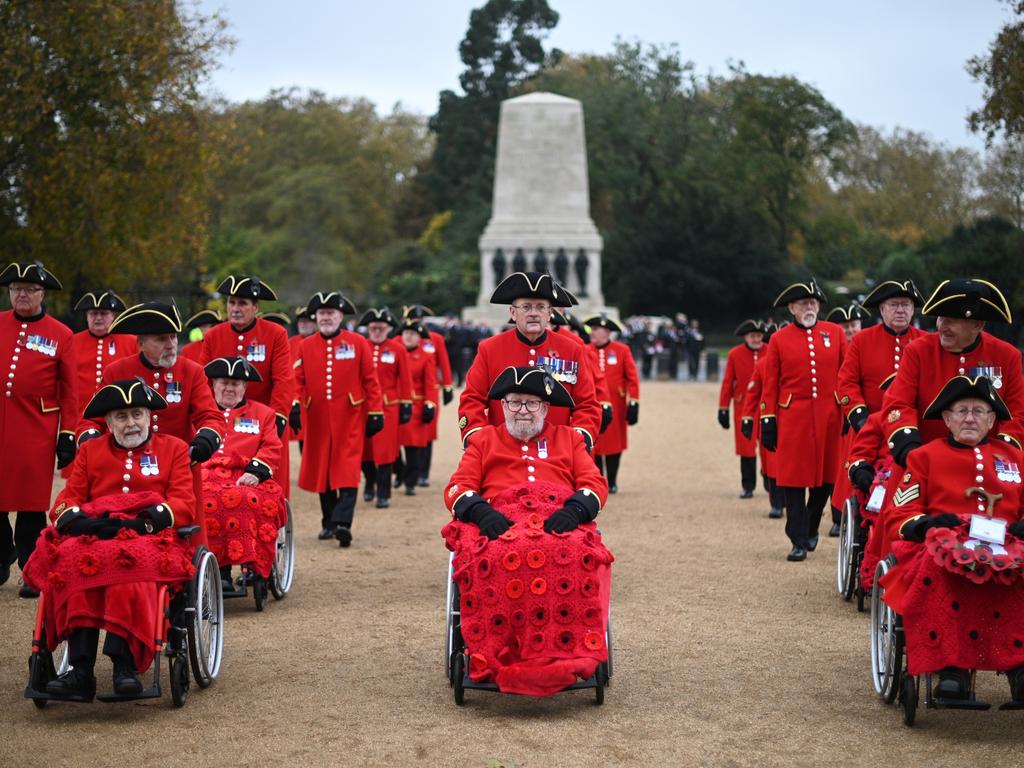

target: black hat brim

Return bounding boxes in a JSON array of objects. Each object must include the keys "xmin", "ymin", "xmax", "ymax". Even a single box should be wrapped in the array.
[
  {"xmin": 83, "ymin": 380, "xmax": 168, "ymax": 418},
  {"xmin": 772, "ymin": 281, "xmax": 828, "ymax": 309},
  {"xmin": 108, "ymin": 302, "xmax": 182, "ymax": 335},
  {"xmin": 861, "ymin": 280, "xmax": 924, "ymax": 309},
  {"xmin": 74, "ymin": 291, "xmax": 126, "ymax": 312},
  {"xmin": 923, "ymin": 375, "xmax": 1011, "ymax": 420},
  {"xmin": 0, "ymin": 262, "xmax": 62, "ymax": 290},
  {"xmin": 490, "ymin": 272, "xmax": 573, "ymax": 308},
  {"xmin": 216, "ymin": 276, "xmax": 277, "ymax": 301},
  {"xmin": 204, "ymin": 357, "xmax": 263, "ymax": 382}
]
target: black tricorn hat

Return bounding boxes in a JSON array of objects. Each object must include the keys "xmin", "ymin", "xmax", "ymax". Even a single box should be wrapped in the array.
[
  {"xmin": 184, "ymin": 309, "xmax": 222, "ymax": 330},
  {"xmin": 772, "ymin": 279, "xmax": 828, "ymax": 309},
  {"xmin": 826, "ymin": 304, "xmax": 871, "ymax": 323},
  {"xmin": 402, "ymin": 304, "xmax": 434, "ymax": 319},
  {"xmin": 490, "ymin": 272, "xmax": 573, "ymax": 308},
  {"xmin": 921, "ymin": 279, "xmax": 1012, "ymax": 323},
  {"xmin": 295, "ymin": 305, "xmax": 314, "ymax": 321},
  {"xmin": 733, "ymin": 319, "xmax": 764, "ymax": 336},
  {"xmin": 584, "ymin": 314, "xmax": 623, "ymax": 334},
  {"xmin": 0, "ymin": 261, "xmax": 61, "ymax": 290},
  {"xmin": 397, "ymin": 318, "xmax": 430, "ymax": 339},
  {"xmin": 360, "ymin": 308, "xmax": 398, "ymax": 327},
  {"xmin": 923, "ymin": 375, "xmax": 1011, "ymax": 420},
  {"xmin": 204, "ymin": 356, "xmax": 263, "ymax": 382},
  {"xmin": 549, "ymin": 311, "xmax": 568, "ymax": 326},
  {"xmin": 108, "ymin": 301, "xmax": 182, "ymax": 335},
  {"xmin": 260, "ymin": 311, "xmax": 291, "ymax": 329},
  {"xmin": 216, "ymin": 275, "xmax": 277, "ymax": 301},
  {"xmin": 564, "ymin": 311, "xmax": 587, "ymax": 336},
  {"xmin": 83, "ymin": 379, "xmax": 168, "ymax": 418},
  {"xmin": 307, "ymin": 291, "xmax": 356, "ymax": 315},
  {"xmin": 487, "ymin": 366, "xmax": 574, "ymax": 408},
  {"xmin": 861, "ymin": 280, "xmax": 924, "ymax": 309},
  {"xmin": 74, "ymin": 290, "xmax": 126, "ymax": 312},
  {"xmin": 559, "ymin": 286, "xmax": 580, "ymax": 307}
]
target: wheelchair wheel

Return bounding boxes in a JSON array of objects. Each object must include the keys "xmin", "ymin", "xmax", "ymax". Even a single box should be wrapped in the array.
[
  {"xmin": 188, "ymin": 548, "xmax": 224, "ymax": 688},
  {"xmin": 899, "ymin": 673, "xmax": 918, "ymax": 726},
  {"xmin": 253, "ymin": 574, "xmax": 267, "ymax": 612},
  {"xmin": 870, "ymin": 556, "xmax": 903, "ymax": 702},
  {"xmin": 170, "ymin": 656, "xmax": 190, "ymax": 708},
  {"xmin": 605, "ymin": 613, "xmax": 614, "ymax": 681},
  {"xmin": 445, "ymin": 554, "xmax": 458, "ymax": 681},
  {"xmin": 453, "ymin": 652, "xmax": 466, "ymax": 706},
  {"xmin": 595, "ymin": 661, "xmax": 607, "ymax": 705},
  {"xmin": 836, "ymin": 497, "xmax": 857, "ymax": 600},
  {"xmin": 269, "ymin": 501, "xmax": 294, "ymax": 600}
]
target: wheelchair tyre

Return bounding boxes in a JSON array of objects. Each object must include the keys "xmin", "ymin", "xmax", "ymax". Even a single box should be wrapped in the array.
[
  {"xmin": 595, "ymin": 661, "xmax": 606, "ymax": 705},
  {"xmin": 188, "ymin": 548, "xmax": 224, "ymax": 688},
  {"xmin": 453, "ymin": 652, "xmax": 466, "ymax": 706},
  {"xmin": 27, "ymin": 652, "xmax": 52, "ymax": 709},
  {"xmin": 253, "ymin": 575, "xmax": 267, "ymax": 612},
  {"xmin": 605, "ymin": 614, "xmax": 614, "ymax": 681},
  {"xmin": 270, "ymin": 501, "xmax": 295, "ymax": 599},
  {"xmin": 170, "ymin": 656, "xmax": 190, "ymax": 708},
  {"xmin": 837, "ymin": 497, "xmax": 855, "ymax": 598},
  {"xmin": 899, "ymin": 673, "xmax": 917, "ymax": 726},
  {"xmin": 870, "ymin": 556, "xmax": 903, "ymax": 702}
]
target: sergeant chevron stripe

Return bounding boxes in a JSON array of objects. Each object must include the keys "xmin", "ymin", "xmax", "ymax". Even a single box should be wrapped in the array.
[{"xmin": 893, "ymin": 485, "xmax": 920, "ymax": 506}]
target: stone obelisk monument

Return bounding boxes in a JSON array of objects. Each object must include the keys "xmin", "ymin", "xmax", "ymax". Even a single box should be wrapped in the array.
[{"xmin": 463, "ymin": 92, "xmax": 615, "ymax": 325}]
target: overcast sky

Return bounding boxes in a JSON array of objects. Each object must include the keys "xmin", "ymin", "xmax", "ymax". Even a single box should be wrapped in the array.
[{"xmin": 196, "ymin": 0, "xmax": 1012, "ymax": 152}]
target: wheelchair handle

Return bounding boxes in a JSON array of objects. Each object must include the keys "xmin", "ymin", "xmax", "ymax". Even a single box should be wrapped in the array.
[{"xmin": 176, "ymin": 525, "xmax": 201, "ymax": 539}]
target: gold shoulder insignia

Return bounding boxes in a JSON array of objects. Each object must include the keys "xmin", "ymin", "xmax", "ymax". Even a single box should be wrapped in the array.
[
  {"xmin": 458, "ymin": 415, "xmax": 468, "ymax": 430},
  {"xmin": 840, "ymin": 395, "xmax": 850, "ymax": 406},
  {"xmin": 903, "ymin": 472, "xmax": 911, "ymax": 483},
  {"xmin": 760, "ymin": 402, "xmax": 766, "ymax": 411},
  {"xmin": 447, "ymin": 485, "xmax": 458, "ymax": 498},
  {"xmin": 888, "ymin": 409, "xmax": 901, "ymax": 423},
  {"xmin": 54, "ymin": 502, "xmax": 66, "ymax": 516}
]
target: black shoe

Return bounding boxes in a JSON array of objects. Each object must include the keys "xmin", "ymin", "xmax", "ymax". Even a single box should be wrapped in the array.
[
  {"xmin": 112, "ymin": 665, "xmax": 143, "ymax": 696},
  {"xmin": 787, "ymin": 546, "xmax": 807, "ymax": 562},
  {"xmin": 1008, "ymin": 666, "xmax": 1024, "ymax": 701},
  {"xmin": 806, "ymin": 536, "xmax": 819, "ymax": 552},
  {"xmin": 768, "ymin": 507, "xmax": 783, "ymax": 519},
  {"xmin": 404, "ymin": 486, "xmax": 416, "ymax": 496},
  {"xmin": 609, "ymin": 484, "xmax": 618, "ymax": 494},
  {"xmin": 828, "ymin": 523, "xmax": 841, "ymax": 537},
  {"xmin": 375, "ymin": 498, "xmax": 390, "ymax": 509},
  {"xmin": 739, "ymin": 490, "xmax": 753, "ymax": 499},
  {"xmin": 393, "ymin": 475, "xmax": 402, "ymax": 489},
  {"xmin": 335, "ymin": 526, "xmax": 352, "ymax": 548},
  {"xmin": 45, "ymin": 668, "xmax": 97, "ymax": 700},
  {"xmin": 934, "ymin": 667, "xmax": 969, "ymax": 700},
  {"xmin": 221, "ymin": 577, "xmax": 235, "ymax": 594},
  {"xmin": 417, "ymin": 478, "xmax": 430, "ymax": 487},
  {"xmin": 318, "ymin": 527, "xmax": 336, "ymax": 540},
  {"xmin": 19, "ymin": 583, "xmax": 39, "ymax": 599},
  {"xmin": 0, "ymin": 552, "xmax": 14, "ymax": 586},
  {"xmin": 363, "ymin": 489, "xmax": 374, "ymax": 502}
]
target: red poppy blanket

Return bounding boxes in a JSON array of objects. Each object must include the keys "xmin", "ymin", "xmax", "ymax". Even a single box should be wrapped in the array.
[
  {"xmin": 441, "ymin": 482, "xmax": 614, "ymax": 697},
  {"xmin": 202, "ymin": 454, "xmax": 287, "ymax": 578}
]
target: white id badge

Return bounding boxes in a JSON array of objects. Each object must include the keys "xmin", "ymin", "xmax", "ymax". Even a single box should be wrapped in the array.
[
  {"xmin": 969, "ymin": 514, "xmax": 1007, "ymax": 545},
  {"xmin": 865, "ymin": 485, "xmax": 886, "ymax": 513}
]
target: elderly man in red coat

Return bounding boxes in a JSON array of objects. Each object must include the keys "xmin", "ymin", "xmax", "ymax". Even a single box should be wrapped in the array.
[
  {"xmin": 402, "ymin": 304, "xmax": 453, "ymax": 487},
  {"xmin": 397, "ymin": 318, "xmax": 439, "ymax": 496},
  {"xmin": 287, "ymin": 305, "xmax": 317, "ymax": 450},
  {"xmin": 178, "ymin": 309, "xmax": 221, "ymax": 363},
  {"xmin": 719, "ymin": 319, "xmax": 764, "ymax": 499},
  {"xmin": 294, "ymin": 292, "xmax": 383, "ymax": 547},
  {"xmin": 67, "ymin": 290, "xmax": 138, "ymax": 424},
  {"xmin": 0, "ymin": 262, "xmax": 77, "ymax": 595},
  {"xmin": 29, "ymin": 380, "xmax": 195, "ymax": 700},
  {"xmin": 587, "ymin": 314, "xmax": 640, "ymax": 493},
  {"xmin": 882, "ymin": 278, "xmax": 1024, "ymax": 467},
  {"xmin": 760, "ymin": 280, "xmax": 847, "ymax": 561},
  {"xmin": 459, "ymin": 272, "xmax": 601, "ymax": 451},
  {"xmin": 443, "ymin": 366, "xmax": 611, "ymax": 696}
]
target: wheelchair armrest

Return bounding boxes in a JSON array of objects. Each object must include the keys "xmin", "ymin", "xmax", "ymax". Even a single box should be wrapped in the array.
[{"xmin": 176, "ymin": 525, "xmax": 201, "ymax": 539}]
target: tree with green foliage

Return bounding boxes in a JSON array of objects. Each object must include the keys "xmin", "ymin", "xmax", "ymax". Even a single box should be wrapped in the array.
[{"xmin": 968, "ymin": 1, "xmax": 1024, "ymax": 142}]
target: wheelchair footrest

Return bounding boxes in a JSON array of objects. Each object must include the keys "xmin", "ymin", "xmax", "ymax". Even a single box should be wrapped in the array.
[
  {"xmin": 998, "ymin": 700, "xmax": 1024, "ymax": 710},
  {"xmin": 24, "ymin": 686, "xmax": 95, "ymax": 704},
  {"xmin": 221, "ymin": 586, "xmax": 247, "ymax": 599},
  {"xmin": 932, "ymin": 696, "xmax": 991, "ymax": 711},
  {"xmin": 96, "ymin": 685, "xmax": 162, "ymax": 703}
]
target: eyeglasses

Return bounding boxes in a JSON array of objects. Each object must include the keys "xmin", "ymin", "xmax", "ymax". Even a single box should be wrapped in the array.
[
  {"xmin": 884, "ymin": 301, "xmax": 914, "ymax": 311},
  {"xmin": 503, "ymin": 399, "xmax": 544, "ymax": 413},
  {"xmin": 947, "ymin": 407, "xmax": 994, "ymax": 419},
  {"xmin": 8, "ymin": 286, "xmax": 43, "ymax": 295},
  {"xmin": 511, "ymin": 303, "xmax": 551, "ymax": 313}
]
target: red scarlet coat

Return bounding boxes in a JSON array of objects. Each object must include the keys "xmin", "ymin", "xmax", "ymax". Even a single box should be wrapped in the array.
[
  {"xmin": 836, "ymin": 323, "xmax": 927, "ymax": 420},
  {"xmin": 0, "ymin": 310, "xmax": 76, "ymax": 511},
  {"xmin": 295, "ymin": 330, "xmax": 383, "ymax": 491},
  {"xmin": 363, "ymin": 337, "xmax": 412, "ymax": 464},
  {"xmin": 288, "ymin": 334, "xmax": 308, "ymax": 442},
  {"xmin": 444, "ymin": 424, "xmax": 609, "ymax": 512},
  {"xmin": 400, "ymin": 342, "xmax": 438, "ymax": 449},
  {"xmin": 761, "ymin": 321, "xmax": 847, "ymax": 488},
  {"xmin": 742, "ymin": 354, "xmax": 774, "ymax": 479},
  {"xmin": 422, "ymin": 330, "xmax": 453, "ymax": 443},
  {"xmin": 459, "ymin": 329, "xmax": 602, "ymax": 448},
  {"xmin": 68, "ymin": 331, "xmax": 138, "ymax": 422},
  {"xmin": 213, "ymin": 398, "xmax": 281, "ymax": 477},
  {"xmin": 178, "ymin": 340, "xmax": 204, "ymax": 363},
  {"xmin": 593, "ymin": 340, "xmax": 639, "ymax": 456},
  {"xmin": 719, "ymin": 343, "xmax": 761, "ymax": 458},
  {"xmin": 881, "ymin": 332, "xmax": 1024, "ymax": 451}
]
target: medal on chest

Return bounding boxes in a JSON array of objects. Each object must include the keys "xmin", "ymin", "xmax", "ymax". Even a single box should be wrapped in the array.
[
  {"xmin": 971, "ymin": 364, "xmax": 1003, "ymax": 390},
  {"xmin": 26, "ymin": 334, "xmax": 57, "ymax": 356},
  {"xmin": 381, "ymin": 350, "xmax": 395, "ymax": 364},
  {"xmin": 246, "ymin": 342, "xmax": 266, "ymax": 363},
  {"xmin": 234, "ymin": 416, "xmax": 259, "ymax": 434},
  {"xmin": 538, "ymin": 355, "xmax": 578, "ymax": 385},
  {"xmin": 164, "ymin": 380, "xmax": 182, "ymax": 403},
  {"xmin": 140, "ymin": 453, "xmax": 160, "ymax": 477},
  {"xmin": 335, "ymin": 343, "xmax": 356, "ymax": 360},
  {"xmin": 820, "ymin": 331, "xmax": 831, "ymax": 348},
  {"xmin": 537, "ymin": 438, "xmax": 549, "ymax": 459},
  {"xmin": 423, "ymin": 342, "xmax": 435, "ymax": 354},
  {"xmin": 108, "ymin": 339, "xmax": 117, "ymax": 356},
  {"xmin": 995, "ymin": 455, "xmax": 1021, "ymax": 484},
  {"xmin": 607, "ymin": 352, "xmax": 618, "ymax": 365}
]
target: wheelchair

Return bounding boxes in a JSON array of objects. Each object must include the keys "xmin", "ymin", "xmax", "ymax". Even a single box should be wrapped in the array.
[
  {"xmin": 221, "ymin": 500, "xmax": 295, "ymax": 611},
  {"xmin": 444, "ymin": 552, "xmax": 613, "ymax": 706},
  {"xmin": 24, "ymin": 526, "xmax": 224, "ymax": 708},
  {"xmin": 836, "ymin": 494, "xmax": 870, "ymax": 611}
]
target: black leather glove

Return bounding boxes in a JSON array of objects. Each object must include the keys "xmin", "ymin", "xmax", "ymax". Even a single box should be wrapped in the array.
[
  {"xmin": 138, "ymin": 503, "xmax": 173, "ymax": 532},
  {"xmin": 399, "ymin": 402, "xmax": 412, "ymax": 424},
  {"xmin": 600, "ymin": 404, "xmax": 613, "ymax": 433},
  {"xmin": 848, "ymin": 406, "xmax": 868, "ymax": 433},
  {"xmin": 458, "ymin": 500, "xmax": 512, "ymax": 540},
  {"xmin": 760, "ymin": 416, "xmax": 777, "ymax": 452},
  {"xmin": 421, "ymin": 403, "xmax": 436, "ymax": 424},
  {"xmin": 717, "ymin": 408, "xmax": 730, "ymax": 430},
  {"xmin": 851, "ymin": 463, "xmax": 876, "ymax": 493},
  {"xmin": 1010, "ymin": 520, "xmax": 1024, "ymax": 539},
  {"xmin": 56, "ymin": 432, "xmax": 76, "ymax": 469},
  {"xmin": 543, "ymin": 489, "xmax": 600, "ymax": 533},
  {"xmin": 740, "ymin": 418, "xmax": 753, "ymax": 440},
  {"xmin": 902, "ymin": 513, "xmax": 962, "ymax": 542},
  {"xmin": 189, "ymin": 430, "xmax": 219, "ymax": 463},
  {"xmin": 77, "ymin": 429, "xmax": 101, "ymax": 447},
  {"xmin": 442, "ymin": 387, "xmax": 454, "ymax": 406},
  {"xmin": 288, "ymin": 403, "xmax": 302, "ymax": 432},
  {"xmin": 275, "ymin": 414, "xmax": 287, "ymax": 438},
  {"xmin": 627, "ymin": 401, "xmax": 639, "ymax": 426},
  {"xmin": 365, "ymin": 413, "xmax": 384, "ymax": 437}
]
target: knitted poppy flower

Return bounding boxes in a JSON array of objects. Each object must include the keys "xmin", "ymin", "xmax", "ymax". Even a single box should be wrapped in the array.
[
  {"xmin": 469, "ymin": 653, "xmax": 491, "ymax": 680},
  {"xmin": 526, "ymin": 549, "xmax": 546, "ymax": 569},
  {"xmin": 158, "ymin": 553, "xmax": 174, "ymax": 575},
  {"xmin": 581, "ymin": 552, "xmax": 597, "ymax": 571},
  {"xmin": 48, "ymin": 571, "xmax": 66, "ymax": 588},
  {"xmin": 227, "ymin": 539, "xmax": 245, "ymax": 561},
  {"xmin": 502, "ymin": 551, "xmax": 522, "ymax": 571},
  {"xmin": 220, "ymin": 488, "xmax": 242, "ymax": 509},
  {"xmin": 481, "ymin": 585, "xmax": 499, "ymax": 605},
  {"xmin": 46, "ymin": 541, "xmax": 61, "ymax": 563},
  {"xmin": 490, "ymin": 613, "xmax": 509, "ymax": 634},
  {"xmin": 996, "ymin": 569, "xmax": 1017, "ymax": 587},
  {"xmin": 499, "ymin": 528, "xmax": 518, "ymax": 541},
  {"xmin": 203, "ymin": 498, "xmax": 217, "ymax": 514},
  {"xmin": 554, "ymin": 602, "xmax": 575, "ymax": 625},
  {"xmin": 581, "ymin": 530, "xmax": 598, "ymax": 549},
  {"xmin": 974, "ymin": 546, "xmax": 994, "ymax": 566},
  {"xmin": 261, "ymin": 500, "xmax": 279, "ymax": 518},
  {"xmin": 555, "ymin": 576, "xmax": 575, "ymax": 595},
  {"xmin": 964, "ymin": 565, "xmax": 990, "ymax": 585},
  {"xmin": 529, "ymin": 606, "xmax": 549, "ymax": 626},
  {"xmin": 213, "ymin": 466, "xmax": 232, "ymax": 480},
  {"xmin": 258, "ymin": 522, "xmax": 278, "ymax": 543},
  {"xmin": 263, "ymin": 480, "xmax": 281, "ymax": 496},
  {"xmin": 555, "ymin": 631, "xmax": 576, "ymax": 652},
  {"xmin": 464, "ymin": 622, "xmax": 485, "ymax": 643},
  {"xmin": 524, "ymin": 528, "xmax": 543, "ymax": 539},
  {"xmin": 78, "ymin": 535, "xmax": 98, "ymax": 546},
  {"xmin": 254, "ymin": 548, "xmax": 270, "ymax": 570},
  {"xmin": 471, "ymin": 536, "xmax": 489, "ymax": 555},
  {"xmin": 245, "ymin": 491, "xmax": 260, "ymax": 509},
  {"xmin": 454, "ymin": 567, "xmax": 473, "ymax": 592},
  {"xmin": 206, "ymin": 517, "xmax": 221, "ymax": 537},
  {"xmin": 461, "ymin": 592, "xmax": 479, "ymax": 615},
  {"xmin": 583, "ymin": 631, "xmax": 604, "ymax": 652},
  {"xmin": 77, "ymin": 553, "xmax": 100, "ymax": 576},
  {"xmin": 992, "ymin": 554, "xmax": 1012, "ymax": 572},
  {"xmin": 530, "ymin": 577, "xmax": 547, "ymax": 596},
  {"xmin": 529, "ymin": 632, "xmax": 546, "ymax": 651},
  {"xmin": 114, "ymin": 547, "xmax": 137, "ymax": 568},
  {"xmin": 505, "ymin": 579, "xmax": 524, "ymax": 599},
  {"xmin": 525, "ymin": 513, "xmax": 544, "ymax": 530},
  {"xmin": 225, "ymin": 517, "xmax": 241, "ymax": 533},
  {"xmin": 555, "ymin": 546, "xmax": 573, "ymax": 566},
  {"xmin": 115, "ymin": 528, "xmax": 138, "ymax": 541},
  {"xmin": 522, "ymin": 498, "xmax": 536, "ymax": 509},
  {"xmin": 476, "ymin": 557, "xmax": 493, "ymax": 580},
  {"xmin": 953, "ymin": 547, "xmax": 975, "ymax": 565},
  {"xmin": 510, "ymin": 609, "xmax": 526, "ymax": 628},
  {"xmin": 580, "ymin": 576, "xmax": 599, "ymax": 598}
]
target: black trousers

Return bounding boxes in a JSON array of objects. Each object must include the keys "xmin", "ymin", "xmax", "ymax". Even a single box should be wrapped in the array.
[
  {"xmin": 319, "ymin": 488, "xmax": 356, "ymax": 529},
  {"xmin": 0, "ymin": 511, "xmax": 46, "ymax": 569},
  {"xmin": 375, "ymin": 464, "xmax": 392, "ymax": 501},
  {"xmin": 594, "ymin": 453, "xmax": 622, "ymax": 487},
  {"xmin": 767, "ymin": 476, "xmax": 785, "ymax": 510},
  {"xmin": 421, "ymin": 442, "xmax": 433, "ymax": 481},
  {"xmin": 67, "ymin": 627, "xmax": 134, "ymax": 673},
  {"xmin": 781, "ymin": 484, "xmax": 833, "ymax": 548},
  {"xmin": 403, "ymin": 447, "xmax": 425, "ymax": 489},
  {"xmin": 740, "ymin": 457, "xmax": 757, "ymax": 493}
]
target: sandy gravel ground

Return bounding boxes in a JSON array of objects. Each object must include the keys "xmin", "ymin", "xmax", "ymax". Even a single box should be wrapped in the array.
[{"xmin": 3, "ymin": 381, "xmax": 1024, "ymax": 767}]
